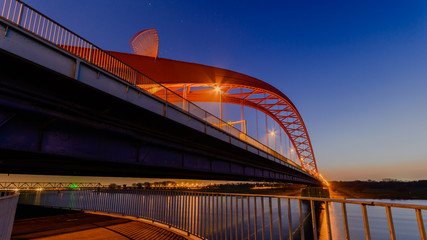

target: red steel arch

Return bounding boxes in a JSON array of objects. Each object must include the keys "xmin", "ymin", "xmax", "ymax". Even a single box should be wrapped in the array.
[{"xmin": 107, "ymin": 51, "xmax": 318, "ymax": 175}]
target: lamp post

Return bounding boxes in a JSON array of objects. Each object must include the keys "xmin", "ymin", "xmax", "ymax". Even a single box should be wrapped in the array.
[
  {"xmin": 215, "ymin": 87, "xmax": 222, "ymax": 120},
  {"xmin": 290, "ymin": 148, "xmax": 294, "ymax": 162},
  {"xmin": 270, "ymin": 131, "xmax": 277, "ymax": 152}
]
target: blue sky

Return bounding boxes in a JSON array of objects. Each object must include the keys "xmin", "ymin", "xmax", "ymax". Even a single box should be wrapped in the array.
[{"xmin": 12, "ymin": 0, "xmax": 427, "ymax": 181}]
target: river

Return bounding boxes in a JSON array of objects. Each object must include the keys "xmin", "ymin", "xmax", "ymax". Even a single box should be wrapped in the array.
[{"xmin": 319, "ymin": 198, "xmax": 427, "ymax": 240}]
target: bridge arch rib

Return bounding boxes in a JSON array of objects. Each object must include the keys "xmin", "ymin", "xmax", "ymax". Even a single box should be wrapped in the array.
[{"xmin": 107, "ymin": 51, "xmax": 318, "ymax": 175}]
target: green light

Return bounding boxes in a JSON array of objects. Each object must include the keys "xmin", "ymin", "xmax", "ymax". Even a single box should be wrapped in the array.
[{"xmin": 70, "ymin": 184, "xmax": 77, "ymax": 188}]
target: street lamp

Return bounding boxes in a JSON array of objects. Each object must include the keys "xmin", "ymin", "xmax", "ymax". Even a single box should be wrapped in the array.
[
  {"xmin": 290, "ymin": 148, "xmax": 294, "ymax": 161},
  {"xmin": 215, "ymin": 87, "xmax": 222, "ymax": 120},
  {"xmin": 270, "ymin": 131, "xmax": 277, "ymax": 152}
]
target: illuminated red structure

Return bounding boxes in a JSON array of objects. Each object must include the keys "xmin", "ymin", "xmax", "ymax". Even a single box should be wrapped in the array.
[
  {"xmin": 128, "ymin": 29, "xmax": 159, "ymax": 58},
  {"xmin": 108, "ymin": 46, "xmax": 318, "ymax": 174}
]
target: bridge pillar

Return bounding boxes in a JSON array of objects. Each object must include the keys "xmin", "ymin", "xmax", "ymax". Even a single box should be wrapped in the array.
[{"xmin": 301, "ymin": 187, "xmax": 330, "ymax": 198}]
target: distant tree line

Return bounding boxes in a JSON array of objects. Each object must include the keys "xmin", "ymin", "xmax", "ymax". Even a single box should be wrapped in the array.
[
  {"xmin": 108, "ymin": 181, "xmax": 177, "ymax": 189},
  {"xmin": 330, "ymin": 180, "xmax": 427, "ymax": 199}
]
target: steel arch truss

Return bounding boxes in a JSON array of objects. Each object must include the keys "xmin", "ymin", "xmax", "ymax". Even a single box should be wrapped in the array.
[{"xmin": 139, "ymin": 83, "xmax": 318, "ymax": 175}]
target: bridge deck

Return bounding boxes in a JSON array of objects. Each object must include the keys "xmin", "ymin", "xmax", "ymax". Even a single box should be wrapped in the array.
[{"xmin": 12, "ymin": 208, "xmax": 188, "ymax": 240}]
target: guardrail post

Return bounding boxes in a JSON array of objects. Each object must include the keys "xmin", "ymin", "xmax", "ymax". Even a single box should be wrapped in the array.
[
  {"xmin": 261, "ymin": 197, "xmax": 265, "ymax": 240},
  {"xmin": 254, "ymin": 197, "xmax": 257, "ymax": 240},
  {"xmin": 88, "ymin": 45, "xmax": 93, "ymax": 63},
  {"xmin": 241, "ymin": 196, "xmax": 244, "ymax": 240},
  {"xmin": 385, "ymin": 206, "xmax": 396, "ymax": 240},
  {"xmin": 310, "ymin": 200, "xmax": 318, "ymax": 240},
  {"xmin": 235, "ymin": 196, "xmax": 238, "ymax": 240},
  {"xmin": 230, "ymin": 196, "xmax": 234, "ymax": 240},
  {"xmin": 269, "ymin": 197, "xmax": 273, "ymax": 240},
  {"xmin": 361, "ymin": 204, "xmax": 371, "ymax": 240},
  {"xmin": 416, "ymin": 209, "xmax": 427, "ymax": 240},
  {"xmin": 247, "ymin": 196, "xmax": 251, "ymax": 240},
  {"xmin": 287, "ymin": 198, "xmax": 293, "ymax": 240},
  {"xmin": 16, "ymin": 3, "xmax": 23, "ymax": 25},
  {"xmin": 277, "ymin": 198, "xmax": 282, "ymax": 240},
  {"xmin": 324, "ymin": 201, "xmax": 332, "ymax": 240},
  {"xmin": 298, "ymin": 199, "xmax": 304, "ymax": 240},
  {"xmin": 341, "ymin": 202, "xmax": 350, "ymax": 240}
]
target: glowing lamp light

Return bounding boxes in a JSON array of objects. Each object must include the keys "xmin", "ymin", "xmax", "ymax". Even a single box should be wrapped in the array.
[{"xmin": 215, "ymin": 87, "xmax": 221, "ymax": 92}]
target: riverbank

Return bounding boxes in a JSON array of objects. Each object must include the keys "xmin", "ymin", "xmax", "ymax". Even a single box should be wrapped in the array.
[{"xmin": 329, "ymin": 180, "xmax": 427, "ymax": 199}]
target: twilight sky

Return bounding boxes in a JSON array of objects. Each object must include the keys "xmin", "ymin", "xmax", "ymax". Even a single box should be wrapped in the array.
[{"xmin": 11, "ymin": 0, "xmax": 427, "ymax": 181}]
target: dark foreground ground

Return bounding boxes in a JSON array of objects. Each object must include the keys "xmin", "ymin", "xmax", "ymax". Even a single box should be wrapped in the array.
[{"xmin": 12, "ymin": 205, "xmax": 187, "ymax": 240}]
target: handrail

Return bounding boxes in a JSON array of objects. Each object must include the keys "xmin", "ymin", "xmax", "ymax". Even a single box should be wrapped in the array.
[
  {"xmin": 0, "ymin": 0, "xmax": 316, "ymax": 178},
  {"xmin": 18, "ymin": 190, "xmax": 427, "ymax": 240},
  {"xmin": 0, "ymin": 191, "xmax": 19, "ymax": 240}
]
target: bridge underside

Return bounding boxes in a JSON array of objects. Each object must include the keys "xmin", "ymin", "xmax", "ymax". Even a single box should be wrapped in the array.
[
  {"xmin": 0, "ymin": 19, "xmax": 320, "ymax": 185},
  {"xmin": 0, "ymin": 50, "xmax": 317, "ymax": 185}
]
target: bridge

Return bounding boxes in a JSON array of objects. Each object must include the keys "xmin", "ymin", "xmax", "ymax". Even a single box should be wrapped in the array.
[
  {"xmin": 2, "ymin": 2, "xmax": 427, "ymax": 240},
  {"xmin": 0, "ymin": 0, "xmax": 321, "ymax": 185}
]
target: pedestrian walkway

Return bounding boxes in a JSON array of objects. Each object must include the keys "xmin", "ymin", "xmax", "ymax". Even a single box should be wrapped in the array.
[{"xmin": 12, "ymin": 212, "xmax": 188, "ymax": 240}]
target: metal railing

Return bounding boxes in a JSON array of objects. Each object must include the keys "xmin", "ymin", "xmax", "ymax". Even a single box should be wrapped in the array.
[
  {"xmin": 18, "ymin": 190, "xmax": 427, "ymax": 240},
  {"xmin": 0, "ymin": 0, "xmax": 313, "ymax": 178},
  {"xmin": 0, "ymin": 191, "xmax": 19, "ymax": 240},
  {"xmin": 0, "ymin": 182, "xmax": 103, "ymax": 190}
]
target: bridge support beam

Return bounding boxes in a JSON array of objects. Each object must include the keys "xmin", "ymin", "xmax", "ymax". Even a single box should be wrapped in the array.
[{"xmin": 0, "ymin": 18, "xmax": 320, "ymax": 185}]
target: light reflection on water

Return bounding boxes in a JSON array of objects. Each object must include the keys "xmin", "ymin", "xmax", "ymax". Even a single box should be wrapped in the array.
[
  {"xmin": 19, "ymin": 191, "xmax": 427, "ymax": 240},
  {"xmin": 318, "ymin": 199, "xmax": 427, "ymax": 240}
]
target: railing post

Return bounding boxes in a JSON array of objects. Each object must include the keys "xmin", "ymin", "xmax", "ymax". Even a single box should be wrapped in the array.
[
  {"xmin": 261, "ymin": 197, "xmax": 265, "ymax": 240},
  {"xmin": 385, "ymin": 206, "xmax": 396, "ymax": 240},
  {"xmin": 225, "ymin": 195, "xmax": 228, "ymax": 240},
  {"xmin": 241, "ymin": 196, "xmax": 244, "ymax": 240},
  {"xmin": 209, "ymin": 193, "xmax": 213, "ymax": 240},
  {"xmin": 254, "ymin": 197, "xmax": 257, "ymax": 240},
  {"xmin": 361, "ymin": 204, "xmax": 371, "ymax": 240},
  {"xmin": 88, "ymin": 45, "xmax": 93, "ymax": 63},
  {"xmin": 217, "ymin": 194, "xmax": 219, "ymax": 240},
  {"xmin": 269, "ymin": 197, "xmax": 273, "ymax": 240},
  {"xmin": 220, "ymin": 195, "xmax": 223, "ymax": 240},
  {"xmin": 277, "ymin": 198, "xmax": 282, "ymax": 240},
  {"xmin": 324, "ymin": 201, "xmax": 332, "ymax": 240},
  {"xmin": 341, "ymin": 202, "xmax": 350, "ymax": 240},
  {"xmin": 287, "ymin": 198, "xmax": 293, "ymax": 240},
  {"xmin": 416, "ymin": 209, "xmax": 427, "ymax": 240},
  {"xmin": 16, "ymin": 3, "xmax": 23, "ymax": 25},
  {"xmin": 235, "ymin": 196, "xmax": 238, "ymax": 240},
  {"xmin": 310, "ymin": 200, "xmax": 318, "ymax": 240},
  {"xmin": 247, "ymin": 196, "xmax": 251, "ymax": 240},
  {"xmin": 298, "ymin": 199, "xmax": 304, "ymax": 240},
  {"xmin": 230, "ymin": 196, "xmax": 233, "ymax": 240}
]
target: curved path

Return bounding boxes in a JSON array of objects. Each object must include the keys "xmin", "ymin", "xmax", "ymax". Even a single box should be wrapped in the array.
[{"xmin": 12, "ymin": 208, "xmax": 188, "ymax": 240}]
